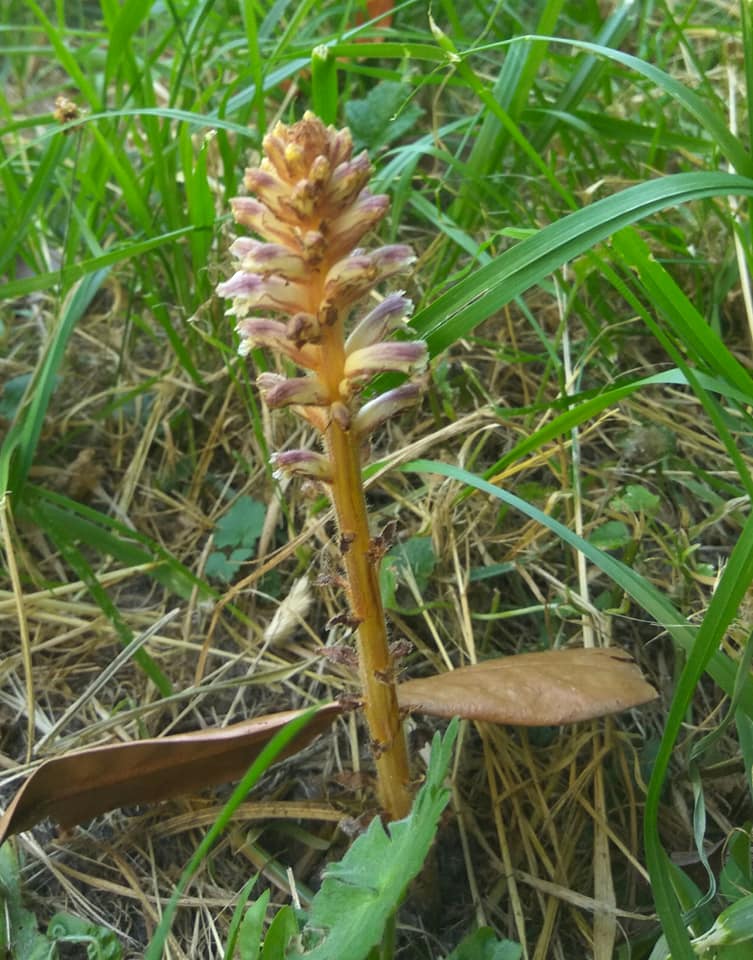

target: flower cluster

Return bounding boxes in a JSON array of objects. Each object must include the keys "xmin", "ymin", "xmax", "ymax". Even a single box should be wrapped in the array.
[{"xmin": 217, "ymin": 112, "xmax": 427, "ymax": 479}]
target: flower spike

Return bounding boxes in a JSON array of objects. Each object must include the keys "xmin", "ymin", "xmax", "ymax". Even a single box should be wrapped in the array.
[{"xmin": 218, "ymin": 112, "xmax": 426, "ymax": 820}]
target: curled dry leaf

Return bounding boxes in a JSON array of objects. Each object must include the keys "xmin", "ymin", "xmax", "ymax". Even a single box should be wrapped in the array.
[
  {"xmin": 0, "ymin": 703, "xmax": 343, "ymax": 845},
  {"xmin": 397, "ymin": 647, "xmax": 657, "ymax": 725}
]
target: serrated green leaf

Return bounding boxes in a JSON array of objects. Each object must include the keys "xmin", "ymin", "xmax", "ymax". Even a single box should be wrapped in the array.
[
  {"xmin": 205, "ymin": 548, "xmax": 253, "ymax": 583},
  {"xmin": 297, "ymin": 719, "xmax": 458, "ymax": 959},
  {"xmin": 215, "ymin": 496, "xmax": 267, "ymax": 549},
  {"xmin": 0, "ymin": 373, "xmax": 44, "ymax": 420},
  {"xmin": 380, "ymin": 536, "xmax": 437, "ymax": 609}
]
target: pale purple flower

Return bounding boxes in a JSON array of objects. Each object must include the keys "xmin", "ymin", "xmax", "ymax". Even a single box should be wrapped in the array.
[
  {"xmin": 345, "ymin": 293, "xmax": 414, "ymax": 354},
  {"xmin": 344, "ymin": 340, "xmax": 427, "ymax": 381},
  {"xmin": 234, "ymin": 241, "xmax": 307, "ymax": 281},
  {"xmin": 328, "ymin": 152, "xmax": 372, "ymax": 208},
  {"xmin": 353, "ymin": 383, "xmax": 422, "ymax": 436},
  {"xmin": 217, "ymin": 272, "xmax": 309, "ymax": 316},
  {"xmin": 230, "ymin": 197, "xmax": 296, "ymax": 246},
  {"xmin": 270, "ymin": 449, "xmax": 332, "ymax": 483},
  {"xmin": 328, "ymin": 191, "xmax": 390, "ymax": 257},
  {"xmin": 235, "ymin": 318, "xmax": 318, "ymax": 367},
  {"xmin": 256, "ymin": 373, "xmax": 329, "ymax": 408},
  {"xmin": 323, "ymin": 246, "xmax": 415, "ymax": 311}
]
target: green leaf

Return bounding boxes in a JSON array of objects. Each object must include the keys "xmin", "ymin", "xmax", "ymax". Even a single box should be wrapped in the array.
[
  {"xmin": 345, "ymin": 82, "xmax": 424, "ymax": 153},
  {"xmin": 311, "ymin": 44, "xmax": 338, "ymax": 126},
  {"xmin": 0, "ymin": 844, "xmax": 50, "ymax": 960},
  {"xmin": 47, "ymin": 912, "xmax": 123, "ymax": 959},
  {"xmin": 298, "ymin": 719, "xmax": 459, "ymax": 959},
  {"xmin": 588, "ymin": 520, "xmax": 631, "ymax": 550},
  {"xmin": 262, "ymin": 906, "xmax": 299, "ymax": 960},
  {"xmin": 380, "ymin": 536, "xmax": 437, "ymax": 610},
  {"xmin": 445, "ymin": 927, "xmax": 523, "ymax": 960},
  {"xmin": 691, "ymin": 894, "xmax": 753, "ymax": 951},
  {"xmin": 0, "ymin": 373, "xmax": 43, "ymax": 420},
  {"xmin": 146, "ymin": 708, "xmax": 325, "ymax": 960},
  {"xmin": 215, "ymin": 496, "xmax": 267, "ymax": 549},
  {"xmin": 205, "ymin": 548, "xmax": 253, "ymax": 583},
  {"xmin": 610, "ymin": 485, "xmax": 661, "ymax": 516},
  {"xmin": 401, "ymin": 460, "xmax": 753, "ymax": 717},
  {"xmin": 236, "ymin": 889, "xmax": 269, "ymax": 960},
  {"xmin": 1, "ymin": 270, "xmax": 109, "ymax": 497},
  {"xmin": 412, "ymin": 173, "xmax": 753, "ymax": 358}
]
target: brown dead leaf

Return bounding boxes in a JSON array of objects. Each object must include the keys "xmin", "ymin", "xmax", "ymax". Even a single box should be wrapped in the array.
[
  {"xmin": 0, "ymin": 648, "xmax": 656, "ymax": 843},
  {"xmin": 0, "ymin": 702, "xmax": 343, "ymax": 844},
  {"xmin": 397, "ymin": 647, "xmax": 657, "ymax": 725}
]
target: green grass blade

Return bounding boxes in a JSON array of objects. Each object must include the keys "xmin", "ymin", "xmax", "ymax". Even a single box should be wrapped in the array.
[
  {"xmin": 222, "ymin": 876, "xmax": 262, "ymax": 960},
  {"xmin": 144, "ymin": 707, "xmax": 325, "ymax": 960},
  {"xmin": 0, "ymin": 226, "xmax": 194, "ymax": 300},
  {"xmin": 742, "ymin": 0, "xmax": 753, "ymax": 155},
  {"xmin": 412, "ymin": 172, "xmax": 753, "ymax": 355},
  {"xmin": 0, "ymin": 270, "xmax": 109, "ymax": 497},
  {"xmin": 24, "ymin": 0, "xmax": 101, "ymax": 108},
  {"xmin": 449, "ymin": 0, "xmax": 566, "ymax": 228},
  {"xmin": 0, "ymin": 132, "xmax": 66, "ymax": 276},
  {"xmin": 25, "ymin": 486, "xmax": 212, "ymax": 601},
  {"xmin": 428, "ymin": 19, "xmax": 573, "ymax": 208},
  {"xmin": 28, "ymin": 499, "xmax": 172, "ymax": 697},
  {"xmin": 107, "ymin": 0, "xmax": 153, "ymax": 73},
  {"xmin": 404, "ymin": 460, "xmax": 753, "ymax": 955},
  {"xmin": 530, "ymin": 4, "xmax": 637, "ymax": 151},
  {"xmin": 518, "ymin": 34, "xmax": 753, "ymax": 176},
  {"xmin": 401, "ymin": 460, "xmax": 753, "ymax": 716},
  {"xmin": 241, "ymin": 0, "xmax": 265, "ymax": 133},
  {"xmin": 479, "ymin": 368, "xmax": 752, "ymax": 491},
  {"xmin": 644, "ymin": 511, "xmax": 753, "ymax": 959},
  {"xmin": 611, "ymin": 227, "xmax": 753, "ymax": 398}
]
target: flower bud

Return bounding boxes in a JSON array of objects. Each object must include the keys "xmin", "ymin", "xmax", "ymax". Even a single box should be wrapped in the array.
[
  {"xmin": 235, "ymin": 319, "xmax": 318, "ymax": 367},
  {"xmin": 353, "ymin": 383, "xmax": 422, "ymax": 436},
  {"xmin": 323, "ymin": 245, "xmax": 415, "ymax": 311},
  {"xmin": 345, "ymin": 293, "xmax": 414, "ymax": 354},
  {"xmin": 217, "ymin": 272, "xmax": 309, "ymax": 316},
  {"xmin": 344, "ymin": 340, "xmax": 428, "ymax": 382},
  {"xmin": 270, "ymin": 449, "xmax": 332, "ymax": 483},
  {"xmin": 234, "ymin": 241, "xmax": 307, "ymax": 281},
  {"xmin": 257, "ymin": 373, "xmax": 329, "ymax": 408},
  {"xmin": 243, "ymin": 168, "xmax": 291, "ymax": 221},
  {"xmin": 229, "ymin": 197, "xmax": 297, "ymax": 247},
  {"xmin": 329, "ymin": 152, "xmax": 373, "ymax": 207},
  {"xmin": 328, "ymin": 191, "xmax": 390, "ymax": 257}
]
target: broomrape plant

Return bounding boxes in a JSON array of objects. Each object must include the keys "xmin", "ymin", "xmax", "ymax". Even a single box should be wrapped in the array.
[
  {"xmin": 0, "ymin": 108, "xmax": 658, "ymax": 959},
  {"xmin": 217, "ymin": 111, "xmax": 425, "ymax": 821}
]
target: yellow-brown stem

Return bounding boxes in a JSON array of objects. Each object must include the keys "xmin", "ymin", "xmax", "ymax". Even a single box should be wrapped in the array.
[{"xmin": 325, "ymin": 419, "xmax": 412, "ymax": 820}]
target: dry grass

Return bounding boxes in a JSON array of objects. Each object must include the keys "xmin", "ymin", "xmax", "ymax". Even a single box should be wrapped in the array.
[{"xmin": 2, "ymin": 1, "xmax": 753, "ymax": 957}]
